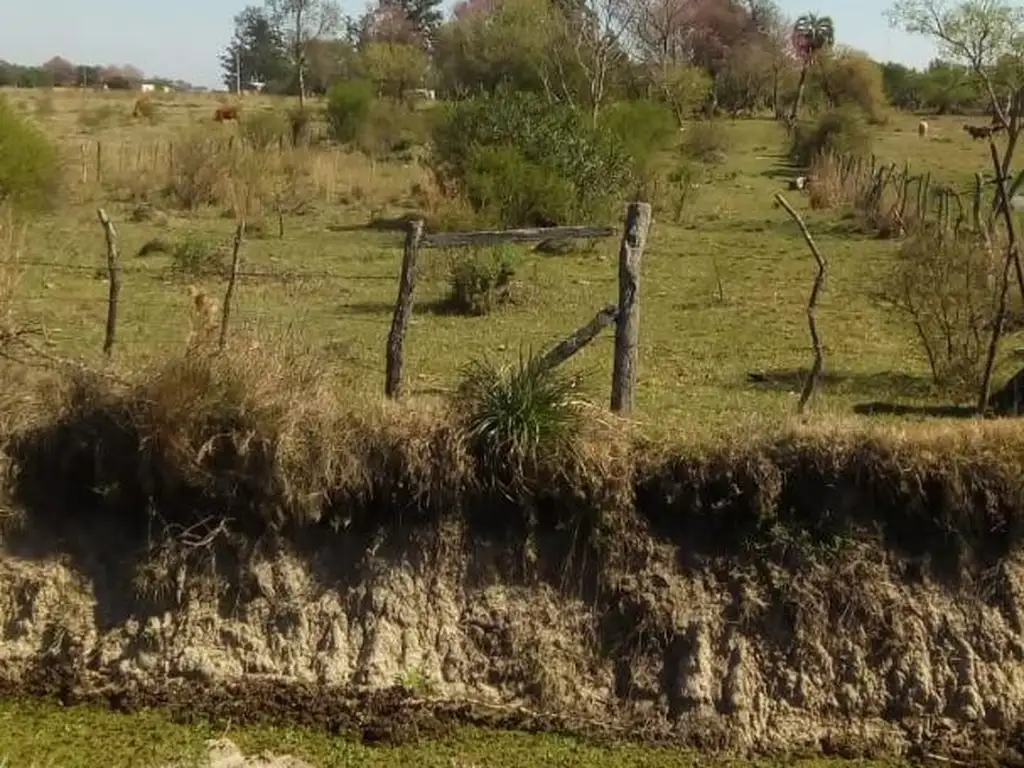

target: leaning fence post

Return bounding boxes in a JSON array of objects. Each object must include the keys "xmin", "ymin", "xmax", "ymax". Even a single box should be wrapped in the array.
[
  {"xmin": 97, "ymin": 208, "xmax": 121, "ymax": 358},
  {"xmin": 385, "ymin": 219, "xmax": 425, "ymax": 400},
  {"xmin": 610, "ymin": 202, "xmax": 652, "ymax": 415},
  {"xmin": 219, "ymin": 220, "xmax": 246, "ymax": 353}
]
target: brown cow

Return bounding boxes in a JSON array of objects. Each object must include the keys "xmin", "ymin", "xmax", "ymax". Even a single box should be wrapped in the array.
[{"xmin": 214, "ymin": 105, "xmax": 240, "ymax": 123}]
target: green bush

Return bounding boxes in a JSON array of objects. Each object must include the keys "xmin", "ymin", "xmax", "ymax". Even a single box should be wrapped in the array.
[
  {"xmin": 241, "ymin": 110, "xmax": 289, "ymax": 150},
  {"xmin": 454, "ymin": 350, "xmax": 586, "ymax": 492},
  {"xmin": 789, "ymin": 106, "xmax": 873, "ymax": 167},
  {"xmin": 358, "ymin": 98, "xmax": 427, "ymax": 158},
  {"xmin": 430, "ymin": 89, "xmax": 633, "ymax": 226},
  {"xmin": 463, "ymin": 146, "xmax": 576, "ymax": 228},
  {"xmin": 682, "ymin": 120, "xmax": 730, "ymax": 164},
  {"xmin": 169, "ymin": 235, "xmax": 223, "ymax": 278},
  {"xmin": 326, "ymin": 80, "xmax": 374, "ymax": 144},
  {"xmin": 0, "ymin": 96, "xmax": 60, "ymax": 211},
  {"xmin": 445, "ymin": 245, "xmax": 517, "ymax": 316},
  {"xmin": 602, "ymin": 99, "xmax": 677, "ymax": 190}
]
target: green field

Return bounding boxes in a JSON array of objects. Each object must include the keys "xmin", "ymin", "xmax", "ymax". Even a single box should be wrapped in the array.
[
  {"xmin": 3, "ymin": 87, "xmax": 1015, "ymax": 440},
  {"xmin": 0, "ymin": 698, "xmax": 906, "ymax": 768}
]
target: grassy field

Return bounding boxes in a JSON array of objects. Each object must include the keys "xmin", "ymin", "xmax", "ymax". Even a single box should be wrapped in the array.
[
  {"xmin": 2, "ymin": 86, "xmax": 1016, "ymax": 440},
  {"xmin": 0, "ymin": 698, "xmax": 907, "ymax": 768}
]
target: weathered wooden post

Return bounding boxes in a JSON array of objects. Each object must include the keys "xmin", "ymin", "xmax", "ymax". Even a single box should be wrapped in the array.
[
  {"xmin": 610, "ymin": 202, "xmax": 652, "ymax": 415},
  {"xmin": 385, "ymin": 219, "xmax": 425, "ymax": 400},
  {"xmin": 97, "ymin": 208, "xmax": 121, "ymax": 358},
  {"xmin": 219, "ymin": 220, "xmax": 246, "ymax": 352},
  {"xmin": 96, "ymin": 141, "xmax": 103, "ymax": 185}
]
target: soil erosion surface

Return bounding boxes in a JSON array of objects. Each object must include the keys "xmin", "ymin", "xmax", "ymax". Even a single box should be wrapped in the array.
[{"xmin": 4, "ymin": 398, "xmax": 1024, "ymax": 765}]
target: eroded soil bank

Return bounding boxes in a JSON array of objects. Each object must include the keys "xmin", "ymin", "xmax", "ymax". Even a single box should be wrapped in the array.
[{"xmin": 4, "ymin": 506, "xmax": 1024, "ymax": 766}]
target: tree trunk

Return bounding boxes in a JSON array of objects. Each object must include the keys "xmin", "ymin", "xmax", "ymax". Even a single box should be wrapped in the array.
[{"xmin": 789, "ymin": 64, "xmax": 809, "ymax": 123}]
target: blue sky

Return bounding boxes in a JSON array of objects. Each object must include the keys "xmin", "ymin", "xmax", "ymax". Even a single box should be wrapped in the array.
[{"xmin": 2, "ymin": 0, "xmax": 939, "ymax": 89}]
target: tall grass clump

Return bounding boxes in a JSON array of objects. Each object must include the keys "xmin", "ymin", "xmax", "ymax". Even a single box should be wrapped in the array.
[
  {"xmin": 430, "ymin": 89, "xmax": 632, "ymax": 227},
  {"xmin": 326, "ymin": 79, "xmax": 374, "ymax": 144},
  {"xmin": 455, "ymin": 352, "xmax": 587, "ymax": 495},
  {"xmin": 789, "ymin": 106, "xmax": 872, "ymax": 168},
  {"xmin": 0, "ymin": 96, "xmax": 60, "ymax": 211}
]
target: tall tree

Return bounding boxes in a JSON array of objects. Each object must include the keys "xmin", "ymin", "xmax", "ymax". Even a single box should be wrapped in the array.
[
  {"xmin": 266, "ymin": 0, "xmax": 342, "ymax": 108},
  {"xmin": 41, "ymin": 56, "xmax": 76, "ymax": 86},
  {"xmin": 788, "ymin": 13, "xmax": 834, "ymax": 122},
  {"xmin": 221, "ymin": 6, "xmax": 290, "ymax": 92}
]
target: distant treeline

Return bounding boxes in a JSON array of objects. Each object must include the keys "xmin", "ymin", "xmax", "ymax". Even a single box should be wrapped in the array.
[{"xmin": 0, "ymin": 57, "xmax": 192, "ymax": 91}]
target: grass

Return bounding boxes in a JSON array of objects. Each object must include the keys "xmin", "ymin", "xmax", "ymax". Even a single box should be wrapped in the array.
[
  {"xmin": 1, "ymin": 86, "xmax": 1020, "ymax": 441},
  {"xmin": 0, "ymin": 698, "xmax": 908, "ymax": 767}
]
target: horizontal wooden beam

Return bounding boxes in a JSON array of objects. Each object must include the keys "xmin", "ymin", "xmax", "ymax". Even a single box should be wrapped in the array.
[{"xmin": 421, "ymin": 225, "xmax": 615, "ymax": 248}]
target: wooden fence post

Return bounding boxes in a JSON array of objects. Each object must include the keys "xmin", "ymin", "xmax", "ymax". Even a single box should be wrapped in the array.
[
  {"xmin": 385, "ymin": 219, "xmax": 425, "ymax": 400},
  {"xmin": 96, "ymin": 141, "xmax": 103, "ymax": 185},
  {"xmin": 97, "ymin": 208, "xmax": 121, "ymax": 357},
  {"xmin": 219, "ymin": 220, "xmax": 246, "ymax": 352},
  {"xmin": 610, "ymin": 202, "xmax": 652, "ymax": 415}
]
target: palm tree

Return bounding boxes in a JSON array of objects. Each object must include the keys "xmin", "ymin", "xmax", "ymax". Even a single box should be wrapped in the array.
[{"xmin": 788, "ymin": 13, "xmax": 835, "ymax": 123}]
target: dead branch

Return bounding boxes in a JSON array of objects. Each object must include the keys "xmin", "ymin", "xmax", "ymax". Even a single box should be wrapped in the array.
[{"xmin": 775, "ymin": 193, "xmax": 828, "ymax": 414}]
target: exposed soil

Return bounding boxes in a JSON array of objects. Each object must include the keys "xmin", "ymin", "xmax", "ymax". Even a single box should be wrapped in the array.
[{"xmin": 6, "ymin": 506, "xmax": 1024, "ymax": 768}]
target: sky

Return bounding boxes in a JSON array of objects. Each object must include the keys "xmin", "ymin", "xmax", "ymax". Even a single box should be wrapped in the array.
[{"xmin": 1, "ymin": 0, "xmax": 941, "ymax": 90}]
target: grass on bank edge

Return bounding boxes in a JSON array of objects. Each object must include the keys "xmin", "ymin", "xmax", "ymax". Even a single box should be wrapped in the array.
[{"xmin": 0, "ymin": 698, "xmax": 908, "ymax": 768}]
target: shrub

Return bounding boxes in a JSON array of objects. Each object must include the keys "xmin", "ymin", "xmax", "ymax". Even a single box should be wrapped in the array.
[
  {"xmin": 358, "ymin": 98, "xmax": 427, "ymax": 158},
  {"xmin": 789, "ymin": 106, "xmax": 872, "ymax": 168},
  {"xmin": 0, "ymin": 96, "xmax": 60, "ymax": 211},
  {"xmin": 288, "ymin": 106, "xmax": 313, "ymax": 146},
  {"xmin": 819, "ymin": 49, "xmax": 889, "ymax": 125},
  {"xmin": 682, "ymin": 120, "xmax": 730, "ymax": 164},
  {"xmin": 166, "ymin": 128, "xmax": 230, "ymax": 209},
  {"xmin": 241, "ymin": 110, "xmax": 289, "ymax": 150},
  {"xmin": 169, "ymin": 235, "xmax": 223, "ymax": 278},
  {"xmin": 666, "ymin": 160, "xmax": 704, "ymax": 222},
  {"xmin": 326, "ymin": 79, "xmax": 374, "ymax": 144},
  {"xmin": 883, "ymin": 229, "xmax": 1000, "ymax": 395},
  {"xmin": 444, "ymin": 245, "xmax": 517, "ymax": 315},
  {"xmin": 602, "ymin": 100, "xmax": 678, "ymax": 187},
  {"xmin": 132, "ymin": 97, "xmax": 158, "ymax": 122},
  {"xmin": 463, "ymin": 146, "xmax": 576, "ymax": 229},
  {"xmin": 454, "ymin": 350, "xmax": 586, "ymax": 493},
  {"xmin": 430, "ymin": 90, "xmax": 632, "ymax": 226}
]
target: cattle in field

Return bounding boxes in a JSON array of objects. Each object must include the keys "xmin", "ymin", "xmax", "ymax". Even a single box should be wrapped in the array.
[
  {"xmin": 214, "ymin": 105, "xmax": 240, "ymax": 123},
  {"xmin": 918, "ymin": 120, "xmax": 928, "ymax": 138},
  {"xmin": 964, "ymin": 123, "xmax": 1005, "ymax": 140}
]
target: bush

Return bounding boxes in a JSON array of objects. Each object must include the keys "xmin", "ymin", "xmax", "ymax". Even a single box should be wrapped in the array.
[
  {"xmin": 682, "ymin": 120, "xmax": 730, "ymax": 164},
  {"xmin": 444, "ymin": 245, "xmax": 517, "ymax": 315},
  {"xmin": 132, "ymin": 97, "xmax": 158, "ymax": 122},
  {"xmin": 166, "ymin": 128, "xmax": 230, "ymax": 209},
  {"xmin": 819, "ymin": 50, "xmax": 889, "ymax": 125},
  {"xmin": 789, "ymin": 106, "xmax": 873, "ymax": 168},
  {"xmin": 463, "ymin": 146, "xmax": 576, "ymax": 228},
  {"xmin": 288, "ymin": 106, "xmax": 313, "ymax": 146},
  {"xmin": 454, "ymin": 350, "xmax": 586, "ymax": 493},
  {"xmin": 602, "ymin": 99, "xmax": 678, "ymax": 191},
  {"xmin": 0, "ymin": 96, "xmax": 60, "ymax": 211},
  {"xmin": 241, "ymin": 110, "xmax": 289, "ymax": 150},
  {"xmin": 883, "ymin": 229, "xmax": 1002, "ymax": 395},
  {"xmin": 430, "ymin": 90, "xmax": 633, "ymax": 226},
  {"xmin": 358, "ymin": 98, "xmax": 428, "ymax": 158},
  {"xmin": 169, "ymin": 235, "xmax": 223, "ymax": 278},
  {"xmin": 326, "ymin": 79, "xmax": 374, "ymax": 144}
]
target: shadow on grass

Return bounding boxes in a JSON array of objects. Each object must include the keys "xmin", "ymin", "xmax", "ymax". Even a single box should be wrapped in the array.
[
  {"xmin": 851, "ymin": 401, "xmax": 977, "ymax": 418},
  {"xmin": 744, "ymin": 368, "xmax": 935, "ymax": 400}
]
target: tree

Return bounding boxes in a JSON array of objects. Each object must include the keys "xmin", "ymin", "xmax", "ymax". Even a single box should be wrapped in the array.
[
  {"xmin": 887, "ymin": 0, "xmax": 1024, "ymax": 124},
  {"xmin": 265, "ymin": 0, "xmax": 342, "ymax": 108},
  {"xmin": 362, "ymin": 41, "xmax": 430, "ymax": 97},
  {"xmin": 788, "ymin": 13, "xmax": 835, "ymax": 121},
  {"xmin": 41, "ymin": 56, "xmax": 76, "ymax": 86},
  {"xmin": 221, "ymin": 6, "xmax": 290, "ymax": 92}
]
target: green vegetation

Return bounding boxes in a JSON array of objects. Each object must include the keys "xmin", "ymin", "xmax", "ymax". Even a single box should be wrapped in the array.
[
  {"xmin": 0, "ymin": 96, "xmax": 59, "ymax": 211},
  {"xmin": 0, "ymin": 698, "xmax": 908, "ymax": 768},
  {"xmin": 325, "ymin": 79, "xmax": 374, "ymax": 144}
]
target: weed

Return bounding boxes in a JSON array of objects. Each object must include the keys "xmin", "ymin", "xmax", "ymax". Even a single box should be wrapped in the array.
[
  {"xmin": 0, "ymin": 96, "xmax": 60, "ymax": 211},
  {"xmin": 444, "ymin": 246, "xmax": 518, "ymax": 316}
]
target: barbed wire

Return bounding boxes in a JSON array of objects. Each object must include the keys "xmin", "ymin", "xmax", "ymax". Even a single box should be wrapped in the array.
[{"xmin": 7, "ymin": 258, "xmax": 403, "ymax": 281}]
